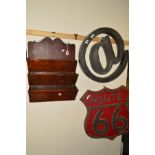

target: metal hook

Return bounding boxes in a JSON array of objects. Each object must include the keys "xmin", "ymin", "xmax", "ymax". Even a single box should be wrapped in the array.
[
  {"xmin": 74, "ymin": 34, "xmax": 78, "ymax": 40},
  {"xmin": 51, "ymin": 32, "xmax": 55, "ymax": 38}
]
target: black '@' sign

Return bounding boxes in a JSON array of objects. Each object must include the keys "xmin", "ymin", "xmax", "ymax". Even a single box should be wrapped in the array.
[{"xmin": 78, "ymin": 27, "xmax": 128, "ymax": 83}]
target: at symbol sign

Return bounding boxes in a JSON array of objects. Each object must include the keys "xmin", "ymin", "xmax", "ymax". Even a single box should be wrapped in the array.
[{"xmin": 79, "ymin": 27, "xmax": 128, "ymax": 83}]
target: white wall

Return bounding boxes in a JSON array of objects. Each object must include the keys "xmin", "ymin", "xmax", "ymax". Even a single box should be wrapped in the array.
[{"xmin": 26, "ymin": 0, "xmax": 129, "ymax": 155}]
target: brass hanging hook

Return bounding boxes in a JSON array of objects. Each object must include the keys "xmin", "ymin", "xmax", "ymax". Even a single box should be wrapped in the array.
[
  {"xmin": 74, "ymin": 34, "xmax": 78, "ymax": 40},
  {"xmin": 51, "ymin": 32, "xmax": 55, "ymax": 38}
]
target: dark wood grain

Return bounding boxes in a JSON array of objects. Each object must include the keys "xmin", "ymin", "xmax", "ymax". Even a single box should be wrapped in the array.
[
  {"xmin": 27, "ymin": 37, "xmax": 78, "ymax": 102},
  {"xmin": 27, "ymin": 59, "xmax": 77, "ymax": 72},
  {"xmin": 28, "ymin": 85, "xmax": 78, "ymax": 102},
  {"xmin": 28, "ymin": 72, "xmax": 78, "ymax": 85},
  {"xmin": 28, "ymin": 37, "xmax": 75, "ymax": 60}
]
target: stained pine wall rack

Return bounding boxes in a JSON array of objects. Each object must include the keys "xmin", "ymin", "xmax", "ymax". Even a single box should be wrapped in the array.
[{"xmin": 26, "ymin": 29, "xmax": 129, "ymax": 45}]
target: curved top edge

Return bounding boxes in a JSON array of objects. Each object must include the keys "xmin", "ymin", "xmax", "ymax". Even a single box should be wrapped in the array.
[{"xmin": 28, "ymin": 37, "xmax": 75, "ymax": 46}]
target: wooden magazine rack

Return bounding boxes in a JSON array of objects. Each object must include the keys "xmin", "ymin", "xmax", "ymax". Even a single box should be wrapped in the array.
[{"xmin": 27, "ymin": 37, "xmax": 78, "ymax": 102}]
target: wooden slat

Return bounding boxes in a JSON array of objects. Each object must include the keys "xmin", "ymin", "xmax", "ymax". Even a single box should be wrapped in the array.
[
  {"xmin": 29, "ymin": 85, "xmax": 78, "ymax": 102},
  {"xmin": 26, "ymin": 29, "xmax": 129, "ymax": 45},
  {"xmin": 27, "ymin": 59, "xmax": 77, "ymax": 72},
  {"xmin": 28, "ymin": 72, "xmax": 78, "ymax": 85}
]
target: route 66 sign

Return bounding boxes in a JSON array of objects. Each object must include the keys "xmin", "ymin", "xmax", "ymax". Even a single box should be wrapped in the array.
[{"xmin": 80, "ymin": 86, "xmax": 129, "ymax": 140}]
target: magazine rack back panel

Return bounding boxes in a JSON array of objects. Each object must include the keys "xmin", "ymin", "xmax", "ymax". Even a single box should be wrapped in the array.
[{"xmin": 28, "ymin": 37, "xmax": 75, "ymax": 60}]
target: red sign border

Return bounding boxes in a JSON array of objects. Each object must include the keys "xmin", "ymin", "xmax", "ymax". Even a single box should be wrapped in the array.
[{"xmin": 80, "ymin": 86, "xmax": 129, "ymax": 140}]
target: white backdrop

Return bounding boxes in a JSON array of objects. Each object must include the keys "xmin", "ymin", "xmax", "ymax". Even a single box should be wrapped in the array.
[{"xmin": 26, "ymin": 0, "xmax": 129, "ymax": 155}]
